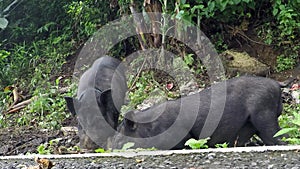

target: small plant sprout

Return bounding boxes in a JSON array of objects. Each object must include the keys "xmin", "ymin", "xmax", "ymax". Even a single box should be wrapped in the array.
[
  {"xmin": 184, "ymin": 138, "xmax": 210, "ymax": 149},
  {"xmin": 215, "ymin": 142, "xmax": 229, "ymax": 148}
]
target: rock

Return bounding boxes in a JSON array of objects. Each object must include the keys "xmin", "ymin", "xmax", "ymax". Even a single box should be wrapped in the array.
[
  {"xmin": 220, "ymin": 50, "xmax": 270, "ymax": 77},
  {"xmin": 179, "ymin": 80, "xmax": 202, "ymax": 96},
  {"xmin": 291, "ymin": 90, "xmax": 300, "ymax": 104},
  {"xmin": 60, "ymin": 126, "xmax": 78, "ymax": 136}
]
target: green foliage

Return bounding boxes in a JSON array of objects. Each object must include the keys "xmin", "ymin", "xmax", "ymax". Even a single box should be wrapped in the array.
[
  {"xmin": 203, "ymin": 0, "xmax": 255, "ymax": 21},
  {"xmin": 66, "ymin": 0, "xmax": 115, "ymax": 38},
  {"xmin": 182, "ymin": 54, "xmax": 205, "ymax": 75},
  {"xmin": 0, "ymin": 44, "xmax": 31, "ymax": 88},
  {"xmin": 173, "ymin": 0, "xmax": 255, "ymax": 25},
  {"xmin": 257, "ymin": 0, "xmax": 300, "ymax": 67},
  {"xmin": 2, "ymin": 1, "xmax": 70, "ymax": 43},
  {"xmin": 29, "ymin": 96, "xmax": 68, "ymax": 129},
  {"xmin": 185, "ymin": 138, "xmax": 229, "ymax": 149},
  {"xmin": 126, "ymin": 71, "xmax": 160, "ymax": 109},
  {"xmin": 26, "ymin": 79, "xmax": 74, "ymax": 129},
  {"xmin": 272, "ymin": 0, "xmax": 300, "ymax": 40},
  {"xmin": 210, "ymin": 33, "xmax": 228, "ymax": 52},
  {"xmin": 277, "ymin": 104, "xmax": 300, "ymax": 144},
  {"xmin": 37, "ymin": 139, "xmax": 60, "ymax": 155},
  {"xmin": 0, "ymin": 78, "xmax": 75, "ymax": 129},
  {"xmin": 36, "ymin": 138, "xmax": 74, "ymax": 155},
  {"xmin": 184, "ymin": 138, "xmax": 210, "ymax": 149},
  {"xmin": 183, "ymin": 53, "xmax": 194, "ymax": 66},
  {"xmin": 123, "ymin": 54, "xmax": 198, "ymax": 114},
  {"xmin": 276, "ymin": 54, "xmax": 296, "ymax": 72},
  {"xmin": 37, "ymin": 142, "xmax": 81, "ymax": 155},
  {"xmin": 0, "ymin": 14, "xmax": 74, "ymax": 124},
  {"xmin": 37, "ymin": 144, "xmax": 51, "ymax": 155},
  {"xmin": 0, "ymin": 0, "xmax": 118, "ymax": 87},
  {"xmin": 0, "ymin": 49, "xmax": 11, "ymax": 87},
  {"xmin": 0, "ymin": 0, "xmax": 109, "ymax": 130},
  {"xmin": 0, "ymin": 114, "xmax": 8, "ymax": 128},
  {"xmin": 257, "ymin": 24, "xmax": 274, "ymax": 45}
]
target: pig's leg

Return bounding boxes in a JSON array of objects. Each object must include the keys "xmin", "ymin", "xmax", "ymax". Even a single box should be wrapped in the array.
[
  {"xmin": 79, "ymin": 129, "xmax": 99, "ymax": 150},
  {"xmin": 232, "ymin": 122, "xmax": 257, "ymax": 147},
  {"xmin": 250, "ymin": 111, "xmax": 286, "ymax": 145}
]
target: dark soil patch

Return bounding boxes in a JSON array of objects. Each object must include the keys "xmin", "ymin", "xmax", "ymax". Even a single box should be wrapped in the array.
[{"xmin": 0, "ymin": 118, "xmax": 79, "ymax": 156}]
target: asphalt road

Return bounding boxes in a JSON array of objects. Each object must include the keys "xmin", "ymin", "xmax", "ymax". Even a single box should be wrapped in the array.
[{"xmin": 1, "ymin": 146, "xmax": 300, "ymax": 169}]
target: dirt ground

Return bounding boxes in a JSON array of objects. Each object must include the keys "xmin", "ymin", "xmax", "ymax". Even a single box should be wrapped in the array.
[{"xmin": 0, "ymin": 118, "xmax": 80, "ymax": 156}]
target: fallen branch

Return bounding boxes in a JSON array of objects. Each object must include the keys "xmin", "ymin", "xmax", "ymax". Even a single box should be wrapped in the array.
[
  {"xmin": 4, "ymin": 96, "xmax": 38, "ymax": 114},
  {"xmin": 12, "ymin": 87, "xmax": 19, "ymax": 106},
  {"xmin": 5, "ymin": 105, "xmax": 27, "ymax": 114},
  {"xmin": 6, "ymin": 86, "xmax": 22, "ymax": 111}
]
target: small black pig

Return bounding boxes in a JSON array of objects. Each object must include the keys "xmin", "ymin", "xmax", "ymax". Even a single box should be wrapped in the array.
[
  {"xmin": 112, "ymin": 76, "xmax": 286, "ymax": 150},
  {"xmin": 65, "ymin": 56, "xmax": 127, "ymax": 149}
]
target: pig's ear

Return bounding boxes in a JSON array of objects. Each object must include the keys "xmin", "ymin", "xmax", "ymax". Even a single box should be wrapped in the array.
[
  {"xmin": 64, "ymin": 96, "xmax": 78, "ymax": 116},
  {"xmin": 124, "ymin": 111, "xmax": 137, "ymax": 131}
]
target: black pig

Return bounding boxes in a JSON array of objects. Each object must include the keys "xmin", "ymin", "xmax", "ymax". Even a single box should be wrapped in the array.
[
  {"xmin": 112, "ymin": 76, "xmax": 286, "ymax": 150},
  {"xmin": 65, "ymin": 56, "xmax": 127, "ymax": 149}
]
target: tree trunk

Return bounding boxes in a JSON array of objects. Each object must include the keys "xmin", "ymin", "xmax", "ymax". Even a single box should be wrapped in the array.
[{"xmin": 144, "ymin": 0, "xmax": 162, "ymax": 48}]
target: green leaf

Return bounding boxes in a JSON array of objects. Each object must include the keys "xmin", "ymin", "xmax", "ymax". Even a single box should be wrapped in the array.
[
  {"xmin": 232, "ymin": 0, "xmax": 241, "ymax": 5},
  {"xmin": 180, "ymin": 4, "xmax": 190, "ymax": 9},
  {"xmin": 273, "ymin": 8, "xmax": 279, "ymax": 16},
  {"xmin": 0, "ymin": 18, "xmax": 8, "ymax": 29},
  {"xmin": 182, "ymin": 14, "xmax": 194, "ymax": 27},
  {"xmin": 184, "ymin": 54, "xmax": 194, "ymax": 66},
  {"xmin": 191, "ymin": 5, "xmax": 204, "ymax": 14},
  {"xmin": 219, "ymin": 0, "xmax": 228, "ymax": 11},
  {"xmin": 175, "ymin": 10, "xmax": 185, "ymax": 20},
  {"xmin": 95, "ymin": 148, "xmax": 106, "ymax": 153},
  {"xmin": 122, "ymin": 142, "xmax": 135, "ymax": 150},
  {"xmin": 215, "ymin": 142, "xmax": 228, "ymax": 148},
  {"xmin": 184, "ymin": 138, "xmax": 209, "ymax": 149},
  {"xmin": 279, "ymin": 4, "xmax": 285, "ymax": 10},
  {"xmin": 274, "ymin": 128, "xmax": 298, "ymax": 137},
  {"xmin": 207, "ymin": 1, "xmax": 216, "ymax": 12}
]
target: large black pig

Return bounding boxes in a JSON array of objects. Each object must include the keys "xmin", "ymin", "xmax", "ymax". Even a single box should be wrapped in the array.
[
  {"xmin": 65, "ymin": 56, "xmax": 127, "ymax": 149},
  {"xmin": 112, "ymin": 76, "xmax": 286, "ymax": 150}
]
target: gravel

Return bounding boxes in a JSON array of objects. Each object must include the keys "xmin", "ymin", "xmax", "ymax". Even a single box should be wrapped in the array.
[{"xmin": 1, "ymin": 146, "xmax": 300, "ymax": 169}]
